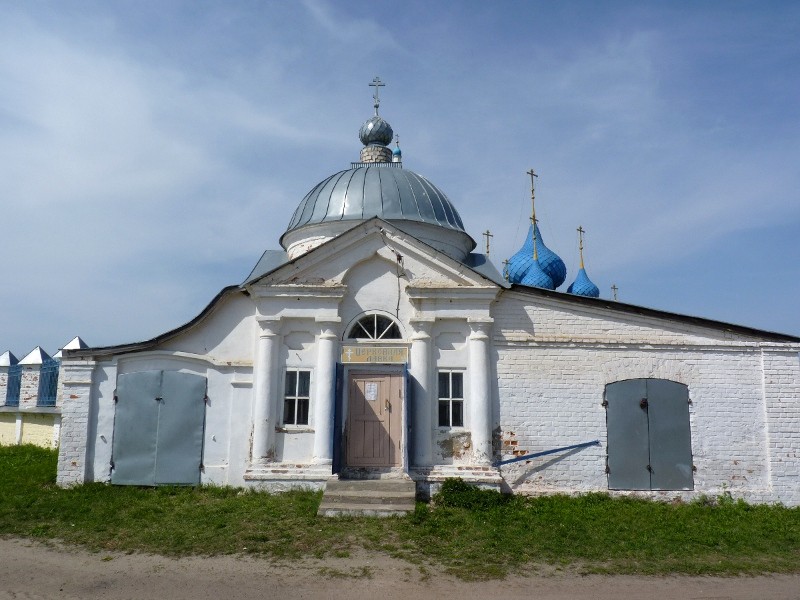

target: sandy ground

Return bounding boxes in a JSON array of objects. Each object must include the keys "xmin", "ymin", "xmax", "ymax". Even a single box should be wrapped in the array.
[{"xmin": 1, "ymin": 537, "xmax": 798, "ymax": 600}]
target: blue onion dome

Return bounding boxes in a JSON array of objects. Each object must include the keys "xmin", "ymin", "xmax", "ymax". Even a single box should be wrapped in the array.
[
  {"xmin": 567, "ymin": 268, "xmax": 600, "ymax": 298},
  {"xmin": 359, "ymin": 115, "xmax": 393, "ymax": 146},
  {"xmin": 392, "ymin": 145, "xmax": 402, "ymax": 157},
  {"xmin": 520, "ymin": 258, "xmax": 555, "ymax": 289},
  {"xmin": 506, "ymin": 224, "xmax": 567, "ymax": 287}
]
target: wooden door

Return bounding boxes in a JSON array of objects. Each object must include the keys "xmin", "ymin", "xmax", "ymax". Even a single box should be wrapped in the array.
[{"xmin": 346, "ymin": 372, "xmax": 402, "ymax": 467}]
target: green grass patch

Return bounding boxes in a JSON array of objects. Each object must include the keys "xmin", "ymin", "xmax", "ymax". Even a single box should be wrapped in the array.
[{"xmin": 2, "ymin": 445, "xmax": 799, "ymax": 579}]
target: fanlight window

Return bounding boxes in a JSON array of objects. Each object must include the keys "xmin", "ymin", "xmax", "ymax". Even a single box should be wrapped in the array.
[{"xmin": 347, "ymin": 314, "xmax": 402, "ymax": 340}]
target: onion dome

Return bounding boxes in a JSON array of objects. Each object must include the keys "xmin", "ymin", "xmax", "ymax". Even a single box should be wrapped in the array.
[
  {"xmin": 567, "ymin": 226, "xmax": 600, "ymax": 297},
  {"xmin": 506, "ymin": 223, "xmax": 567, "ymax": 287},
  {"xmin": 567, "ymin": 268, "xmax": 600, "ymax": 297},
  {"xmin": 359, "ymin": 116, "xmax": 393, "ymax": 147},
  {"xmin": 520, "ymin": 257, "xmax": 555, "ymax": 289},
  {"xmin": 392, "ymin": 136, "xmax": 402, "ymax": 162}
]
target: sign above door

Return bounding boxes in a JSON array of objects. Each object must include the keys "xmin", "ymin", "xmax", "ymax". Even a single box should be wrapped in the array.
[{"xmin": 341, "ymin": 345, "xmax": 408, "ymax": 364}]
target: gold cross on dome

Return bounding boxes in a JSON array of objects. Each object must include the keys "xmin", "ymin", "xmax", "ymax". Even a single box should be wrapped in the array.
[{"xmin": 527, "ymin": 168, "xmax": 538, "ymax": 228}]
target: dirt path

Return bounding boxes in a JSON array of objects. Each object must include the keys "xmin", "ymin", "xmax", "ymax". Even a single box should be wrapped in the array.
[{"xmin": 1, "ymin": 537, "xmax": 798, "ymax": 600}]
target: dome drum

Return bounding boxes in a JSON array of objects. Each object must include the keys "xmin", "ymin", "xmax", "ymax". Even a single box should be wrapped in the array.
[{"xmin": 282, "ymin": 218, "xmax": 475, "ymax": 261}]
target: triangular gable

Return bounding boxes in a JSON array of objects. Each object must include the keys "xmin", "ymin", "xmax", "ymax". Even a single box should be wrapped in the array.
[{"xmin": 246, "ymin": 218, "xmax": 500, "ymax": 291}]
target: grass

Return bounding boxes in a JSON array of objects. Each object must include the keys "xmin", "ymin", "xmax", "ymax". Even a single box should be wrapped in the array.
[{"xmin": 2, "ymin": 445, "xmax": 799, "ymax": 580}]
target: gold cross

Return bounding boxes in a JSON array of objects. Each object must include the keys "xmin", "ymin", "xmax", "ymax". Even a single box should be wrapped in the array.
[{"xmin": 526, "ymin": 169, "xmax": 538, "ymax": 227}]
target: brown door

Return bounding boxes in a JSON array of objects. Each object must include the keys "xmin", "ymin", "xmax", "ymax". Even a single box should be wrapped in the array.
[{"xmin": 346, "ymin": 372, "xmax": 403, "ymax": 467}]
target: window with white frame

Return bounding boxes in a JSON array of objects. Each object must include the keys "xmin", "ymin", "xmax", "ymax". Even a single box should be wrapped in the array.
[
  {"xmin": 438, "ymin": 370, "xmax": 464, "ymax": 427},
  {"xmin": 347, "ymin": 313, "xmax": 402, "ymax": 340},
  {"xmin": 283, "ymin": 369, "xmax": 310, "ymax": 426}
]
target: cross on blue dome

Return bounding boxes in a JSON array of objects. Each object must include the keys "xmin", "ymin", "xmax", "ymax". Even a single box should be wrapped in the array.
[{"xmin": 566, "ymin": 226, "xmax": 600, "ymax": 298}]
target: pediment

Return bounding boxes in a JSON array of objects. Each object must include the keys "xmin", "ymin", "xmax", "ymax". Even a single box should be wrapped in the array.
[{"xmin": 247, "ymin": 219, "xmax": 498, "ymax": 292}]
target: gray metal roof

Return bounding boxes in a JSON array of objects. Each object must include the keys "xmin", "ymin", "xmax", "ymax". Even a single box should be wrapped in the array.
[
  {"xmin": 464, "ymin": 253, "xmax": 510, "ymax": 288},
  {"xmin": 284, "ymin": 166, "xmax": 467, "ymax": 234},
  {"xmin": 243, "ymin": 250, "xmax": 289, "ymax": 285}
]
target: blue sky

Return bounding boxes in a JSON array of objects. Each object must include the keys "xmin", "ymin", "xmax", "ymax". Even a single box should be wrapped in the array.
[{"xmin": 1, "ymin": 1, "xmax": 799, "ymax": 357}]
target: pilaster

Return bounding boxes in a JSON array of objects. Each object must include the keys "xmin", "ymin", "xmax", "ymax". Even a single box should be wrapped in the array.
[
  {"xmin": 409, "ymin": 317, "xmax": 435, "ymax": 466},
  {"xmin": 56, "ymin": 359, "xmax": 96, "ymax": 486},
  {"xmin": 468, "ymin": 318, "xmax": 494, "ymax": 464},
  {"xmin": 312, "ymin": 317, "xmax": 340, "ymax": 464},
  {"xmin": 252, "ymin": 317, "xmax": 281, "ymax": 462}
]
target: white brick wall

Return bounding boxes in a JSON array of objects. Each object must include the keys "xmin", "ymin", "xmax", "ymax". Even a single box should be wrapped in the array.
[
  {"xmin": 762, "ymin": 349, "xmax": 800, "ymax": 505},
  {"xmin": 493, "ymin": 292, "xmax": 800, "ymax": 505},
  {"xmin": 56, "ymin": 359, "xmax": 96, "ymax": 486}
]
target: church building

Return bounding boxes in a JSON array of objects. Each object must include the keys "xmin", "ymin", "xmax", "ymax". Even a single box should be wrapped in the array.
[{"xmin": 56, "ymin": 81, "xmax": 800, "ymax": 506}]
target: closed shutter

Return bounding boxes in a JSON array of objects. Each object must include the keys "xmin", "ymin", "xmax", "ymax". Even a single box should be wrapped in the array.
[
  {"xmin": 111, "ymin": 370, "xmax": 206, "ymax": 486},
  {"xmin": 606, "ymin": 379, "xmax": 650, "ymax": 490},
  {"xmin": 605, "ymin": 378, "xmax": 693, "ymax": 491},
  {"xmin": 648, "ymin": 379, "xmax": 693, "ymax": 490}
]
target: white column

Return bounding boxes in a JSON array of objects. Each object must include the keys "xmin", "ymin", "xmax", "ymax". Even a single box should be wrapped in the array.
[
  {"xmin": 313, "ymin": 317, "xmax": 340, "ymax": 464},
  {"xmin": 409, "ymin": 318, "xmax": 434, "ymax": 467},
  {"xmin": 468, "ymin": 318, "xmax": 494, "ymax": 464},
  {"xmin": 252, "ymin": 317, "xmax": 280, "ymax": 462}
]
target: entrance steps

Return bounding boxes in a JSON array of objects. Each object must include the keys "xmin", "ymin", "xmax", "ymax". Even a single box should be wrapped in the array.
[{"xmin": 317, "ymin": 478, "xmax": 416, "ymax": 517}]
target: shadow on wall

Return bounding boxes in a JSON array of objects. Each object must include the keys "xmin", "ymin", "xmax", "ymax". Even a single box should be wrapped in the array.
[{"xmin": 500, "ymin": 446, "xmax": 589, "ymax": 492}]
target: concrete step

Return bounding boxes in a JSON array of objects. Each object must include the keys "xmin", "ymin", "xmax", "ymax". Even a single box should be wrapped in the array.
[
  {"xmin": 324, "ymin": 479, "xmax": 416, "ymax": 493},
  {"xmin": 317, "ymin": 478, "xmax": 417, "ymax": 518}
]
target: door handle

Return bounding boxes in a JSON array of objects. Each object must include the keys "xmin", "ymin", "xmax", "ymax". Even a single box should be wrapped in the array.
[{"xmin": 385, "ymin": 399, "xmax": 391, "ymax": 411}]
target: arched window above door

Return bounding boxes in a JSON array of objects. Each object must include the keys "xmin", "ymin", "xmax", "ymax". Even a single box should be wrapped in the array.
[{"xmin": 346, "ymin": 313, "xmax": 402, "ymax": 340}]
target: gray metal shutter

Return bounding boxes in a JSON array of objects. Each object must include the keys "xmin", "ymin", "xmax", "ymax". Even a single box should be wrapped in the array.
[
  {"xmin": 112, "ymin": 371, "xmax": 161, "ymax": 485},
  {"xmin": 154, "ymin": 371, "xmax": 207, "ymax": 485},
  {"xmin": 647, "ymin": 379, "xmax": 693, "ymax": 490},
  {"xmin": 111, "ymin": 370, "xmax": 206, "ymax": 486},
  {"xmin": 606, "ymin": 379, "xmax": 650, "ymax": 490}
]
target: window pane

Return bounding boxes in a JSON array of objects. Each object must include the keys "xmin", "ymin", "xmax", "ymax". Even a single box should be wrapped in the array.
[
  {"xmin": 283, "ymin": 398, "xmax": 296, "ymax": 425},
  {"xmin": 451, "ymin": 372, "xmax": 463, "ymax": 398},
  {"xmin": 351, "ymin": 320, "xmax": 372, "ymax": 339},
  {"xmin": 438, "ymin": 400, "xmax": 450, "ymax": 427},
  {"xmin": 375, "ymin": 315, "xmax": 392, "ymax": 338},
  {"xmin": 438, "ymin": 372, "xmax": 450, "ymax": 399},
  {"xmin": 451, "ymin": 400, "xmax": 464, "ymax": 427},
  {"xmin": 285, "ymin": 371, "xmax": 297, "ymax": 396},
  {"xmin": 297, "ymin": 371, "xmax": 310, "ymax": 397},
  {"xmin": 296, "ymin": 398, "xmax": 309, "ymax": 425}
]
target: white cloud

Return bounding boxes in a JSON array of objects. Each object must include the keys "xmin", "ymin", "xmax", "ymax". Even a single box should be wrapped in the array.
[{"xmin": 300, "ymin": 0, "xmax": 401, "ymax": 50}]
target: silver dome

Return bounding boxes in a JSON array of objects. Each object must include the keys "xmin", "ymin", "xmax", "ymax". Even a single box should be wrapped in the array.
[
  {"xmin": 284, "ymin": 165, "xmax": 469, "ymax": 234},
  {"xmin": 359, "ymin": 116, "xmax": 393, "ymax": 146}
]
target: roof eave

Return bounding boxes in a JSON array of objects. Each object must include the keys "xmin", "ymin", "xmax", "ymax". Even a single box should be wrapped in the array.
[{"xmin": 506, "ymin": 284, "xmax": 800, "ymax": 343}]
